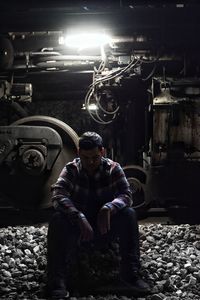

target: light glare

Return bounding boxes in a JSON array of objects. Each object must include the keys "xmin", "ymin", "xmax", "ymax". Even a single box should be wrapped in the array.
[
  {"xmin": 59, "ymin": 33, "xmax": 111, "ymax": 49},
  {"xmin": 82, "ymin": 103, "xmax": 98, "ymax": 110}
]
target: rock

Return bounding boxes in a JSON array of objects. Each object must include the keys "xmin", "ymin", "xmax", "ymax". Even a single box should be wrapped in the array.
[
  {"xmin": 151, "ymin": 294, "xmax": 165, "ymax": 300},
  {"xmin": 166, "ymin": 262, "xmax": 173, "ymax": 268},
  {"xmin": 0, "ymin": 223, "xmax": 200, "ymax": 299},
  {"xmin": 189, "ymin": 276, "xmax": 197, "ymax": 285},
  {"xmin": 194, "ymin": 241, "xmax": 200, "ymax": 250}
]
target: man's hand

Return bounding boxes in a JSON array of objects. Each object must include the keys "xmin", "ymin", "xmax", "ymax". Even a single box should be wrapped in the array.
[
  {"xmin": 78, "ymin": 216, "xmax": 94, "ymax": 242},
  {"xmin": 97, "ymin": 206, "xmax": 111, "ymax": 235}
]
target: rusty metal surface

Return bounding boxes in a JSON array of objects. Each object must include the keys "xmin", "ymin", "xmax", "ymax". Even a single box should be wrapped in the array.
[{"xmin": 152, "ymin": 97, "xmax": 200, "ymax": 165}]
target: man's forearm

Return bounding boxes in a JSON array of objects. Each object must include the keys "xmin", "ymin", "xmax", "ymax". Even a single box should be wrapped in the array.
[{"xmin": 104, "ymin": 194, "xmax": 132, "ymax": 212}]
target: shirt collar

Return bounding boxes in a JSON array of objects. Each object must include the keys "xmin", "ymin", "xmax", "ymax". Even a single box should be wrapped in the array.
[{"xmin": 77, "ymin": 157, "xmax": 105, "ymax": 176}]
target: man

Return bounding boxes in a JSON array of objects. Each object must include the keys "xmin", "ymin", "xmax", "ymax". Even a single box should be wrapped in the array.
[{"xmin": 47, "ymin": 131, "xmax": 150, "ymax": 299}]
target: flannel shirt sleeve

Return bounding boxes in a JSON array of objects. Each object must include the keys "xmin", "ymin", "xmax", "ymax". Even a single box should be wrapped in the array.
[
  {"xmin": 105, "ymin": 163, "xmax": 133, "ymax": 211},
  {"xmin": 51, "ymin": 165, "xmax": 79, "ymax": 217}
]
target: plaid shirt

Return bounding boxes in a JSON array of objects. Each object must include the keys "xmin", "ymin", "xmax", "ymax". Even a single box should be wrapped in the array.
[{"xmin": 52, "ymin": 157, "xmax": 133, "ymax": 218}]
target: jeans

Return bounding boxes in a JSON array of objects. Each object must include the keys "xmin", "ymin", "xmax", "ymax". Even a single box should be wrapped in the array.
[{"xmin": 47, "ymin": 207, "xmax": 140, "ymax": 284}]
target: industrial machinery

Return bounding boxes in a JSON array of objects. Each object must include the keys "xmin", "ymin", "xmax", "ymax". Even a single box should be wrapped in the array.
[
  {"xmin": 0, "ymin": 1, "xmax": 200, "ymax": 221},
  {"xmin": 0, "ymin": 117, "xmax": 78, "ymax": 210}
]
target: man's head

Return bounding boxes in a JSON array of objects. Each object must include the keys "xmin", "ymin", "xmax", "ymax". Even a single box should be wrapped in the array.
[{"xmin": 78, "ymin": 132, "xmax": 104, "ymax": 175}]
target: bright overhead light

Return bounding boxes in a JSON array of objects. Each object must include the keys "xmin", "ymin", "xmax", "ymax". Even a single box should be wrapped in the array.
[{"xmin": 59, "ymin": 32, "xmax": 111, "ymax": 49}]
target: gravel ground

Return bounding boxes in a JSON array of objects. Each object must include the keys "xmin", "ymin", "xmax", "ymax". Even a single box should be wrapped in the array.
[{"xmin": 0, "ymin": 223, "xmax": 200, "ymax": 300}]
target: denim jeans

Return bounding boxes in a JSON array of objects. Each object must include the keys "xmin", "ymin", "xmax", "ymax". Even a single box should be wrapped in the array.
[{"xmin": 47, "ymin": 207, "xmax": 140, "ymax": 284}]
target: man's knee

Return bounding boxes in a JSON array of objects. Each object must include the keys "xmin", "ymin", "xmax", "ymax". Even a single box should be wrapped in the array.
[
  {"xmin": 111, "ymin": 207, "xmax": 138, "ymax": 231},
  {"xmin": 119, "ymin": 207, "xmax": 137, "ymax": 220},
  {"xmin": 116, "ymin": 207, "xmax": 139, "ymax": 231}
]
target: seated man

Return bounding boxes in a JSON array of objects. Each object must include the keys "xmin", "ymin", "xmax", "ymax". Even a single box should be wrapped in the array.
[{"xmin": 47, "ymin": 131, "xmax": 150, "ymax": 299}]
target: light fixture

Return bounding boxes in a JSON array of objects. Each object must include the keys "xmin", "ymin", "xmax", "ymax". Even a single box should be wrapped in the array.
[{"xmin": 59, "ymin": 32, "xmax": 111, "ymax": 49}]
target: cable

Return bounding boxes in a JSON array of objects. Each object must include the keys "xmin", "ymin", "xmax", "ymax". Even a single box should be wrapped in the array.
[
  {"xmin": 92, "ymin": 56, "xmax": 141, "ymax": 86},
  {"xmin": 85, "ymin": 85, "xmax": 118, "ymax": 124},
  {"xmin": 85, "ymin": 88, "xmax": 118, "ymax": 124},
  {"xmin": 95, "ymin": 94, "xmax": 120, "ymax": 115},
  {"xmin": 84, "ymin": 56, "xmax": 145, "ymax": 124},
  {"xmin": 142, "ymin": 63, "xmax": 157, "ymax": 81},
  {"xmin": 86, "ymin": 102, "xmax": 116, "ymax": 124}
]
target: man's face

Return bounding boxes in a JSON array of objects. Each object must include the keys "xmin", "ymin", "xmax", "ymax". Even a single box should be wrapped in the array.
[{"xmin": 79, "ymin": 146, "xmax": 104, "ymax": 175}]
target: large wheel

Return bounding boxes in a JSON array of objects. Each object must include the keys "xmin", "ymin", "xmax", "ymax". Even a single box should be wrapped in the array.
[
  {"xmin": 123, "ymin": 165, "xmax": 150, "ymax": 218},
  {"xmin": 11, "ymin": 116, "xmax": 79, "ymax": 209}
]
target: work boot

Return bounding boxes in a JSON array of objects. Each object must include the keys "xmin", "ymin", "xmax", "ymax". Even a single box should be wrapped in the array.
[
  {"xmin": 120, "ymin": 269, "xmax": 150, "ymax": 295},
  {"xmin": 47, "ymin": 278, "xmax": 69, "ymax": 299}
]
